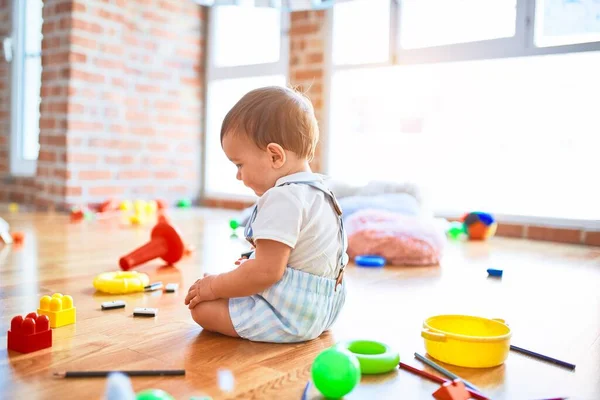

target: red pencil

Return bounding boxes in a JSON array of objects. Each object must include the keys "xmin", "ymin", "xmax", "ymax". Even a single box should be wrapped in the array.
[{"xmin": 399, "ymin": 362, "xmax": 489, "ymax": 400}]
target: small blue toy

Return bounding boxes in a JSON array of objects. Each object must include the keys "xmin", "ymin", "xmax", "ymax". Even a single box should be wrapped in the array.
[
  {"xmin": 355, "ymin": 255, "xmax": 386, "ymax": 267},
  {"xmin": 487, "ymin": 268, "xmax": 503, "ymax": 277}
]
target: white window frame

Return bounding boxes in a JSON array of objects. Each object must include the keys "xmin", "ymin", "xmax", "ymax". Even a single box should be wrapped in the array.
[
  {"xmin": 8, "ymin": 0, "xmax": 42, "ymax": 176},
  {"xmin": 201, "ymin": 5, "xmax": 290, "ymax": 201},
  {"xmin": 323, "ymin": 0, "xmax": 600, "ymax": 229},
  {"xmin": 328, "ymin": 0, "xmax": 600, "ymax": 75}
]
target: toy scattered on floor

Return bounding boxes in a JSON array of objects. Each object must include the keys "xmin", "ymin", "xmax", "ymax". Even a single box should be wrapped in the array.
[
  {"xmin": 398, "ymin": 363, "xmax": 488, "ymax": 400},
  {"xmin": 38, "ymin": 293, "xmax": 76, "ymax": 328},
  {"xmin": 311, "ymin": 347, "xmax": 361, "ymax": 398},
  {"xmin": 119, "ymin": 220, "xmax": 186, "ymax": 270},
  {"xmin": 510, "ymin": 345, "xmax": 576, "ymax": 370},
  {"xmin": 98, "ymin": 199, "xmax": 117, "ymax": 213},
  {"xmin": 432, "ymin": 379, "xmax": 471, "ymax": 400},
  {"xmin": 136, "ymin": 389, "xmax": 174, "ymax": 400},
  {"xmin": 70, "ymin": 206, "xmax": 94, "ymax": 223},
  {"xmin": 0, "ymin": 217, "xmax": 13, "ymax": 244},
  {"xmin": 101, "ymin": 300, "xmax": 126, "ymax": 310},
  {"xmin": 9, "ymin": 202, "xmax": 19, "ymax": 212},
  {"xmin": 421, "ymin": 315, "xmax": 511, "ymax": 368},
  {"xmin": 11, "ymin": 231, "xmax": 25, "ymax": 245},
  {"xmin": 336, "ymin": 340, "xmax": 399, "ymax": 374},
  {"xmin": 58, "ymin": 369, "xmax": 185, "ymax": 378},
  {"xmin": 144, "ymin": 282, "xmax": 163, "ymax": 292},
  {"xmin": 7, "ymin": 313, "xmax": 52, "ymax": 353},
  {"xmin": 145, "ymin": 200, "xmax": 158, "ymax": 215},
  {"xmin": 156, "ymin": 199, "xmax": 167, "ymax": 210},
  {"xmin": 217, "ymin": 369, "xmax": 235, "ymax": 392},
  {"xmin": 129, "ymin": 214, "xmax": 145, "ymax": 226},
  {"xmin": 354, "ymin": 255, "xmax": 386, "ymax": 267},
  {"xmin": 229, "ymin": 219, "xmax": 240, "ymax": 230},
  {"xmin": 177, "ymin": 198, "xmax": 192, "ymax": 208},
  {"xmin": 134, "ymin": 200, "xmax": 147, "ymax": 215},
  {"xmin": 165, "ymin": 283, "xmax": 178, "ymax": 293},
  {"xmin": 133, "ymin": 307, "xmax": 158, "ymax": 317},
  {"xmin": 446, "ymin": 221, "xmax": 466, "ymax": 240},
  {"xmin": 105, "ymin": 372, "xmax": 135, "ymax": 400},
  {"xmin": 462, "ymin": 212, "xmax": 497, "ymax": 240},
  {"xmin": 120, "ymin": 200, "xmax": 133, "ymax": 212},
  {"xmin": 346, "ymin": 209, "xmax": 445, "ymax": 266},
  {"xmin": 487, "ymin": 268, "xmax": 503, "ymax": 277},
  {"xmin": 94, "ymin": 271, "xmax": 151, "ymax": 294},
  {"xmin": 414, "ymin": 353, "xmax": 484, "ymax": 394}
]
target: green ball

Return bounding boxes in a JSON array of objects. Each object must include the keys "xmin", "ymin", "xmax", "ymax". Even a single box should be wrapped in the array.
[
  {"xmin": 311, "ymin": 348, "xmax": 361, "ymax": 399},
  {"xmin": 177, "ymin": 198, "xmax": 192, "ymax": 208},
  {"xmin": 229, "ymin": 219, "xmax": 240, "ymax": 230},
  {"xmin": 136, "ymin": 389, "xmax": 174, "ymax": 400}
]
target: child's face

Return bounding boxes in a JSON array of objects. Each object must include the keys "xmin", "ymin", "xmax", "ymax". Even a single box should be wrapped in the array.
[{"xmin": 222, "ymin": 132, "xmax": 279, "ymax": 196}]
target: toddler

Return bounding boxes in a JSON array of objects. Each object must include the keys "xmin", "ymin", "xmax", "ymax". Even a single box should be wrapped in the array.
[{"xmin": 184, "ymin": 86, "xmax": 348, "ymax": 343}]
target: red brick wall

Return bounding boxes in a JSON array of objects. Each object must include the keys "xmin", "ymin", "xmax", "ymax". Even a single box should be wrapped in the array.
[
  {"xmin": 289, "ymin": 10, "xmax": 326, "ymax": 172},
  {"xmin": 62, "ymin": 0, "xmax": 205, "ymax": 207},
  {"xmin": 0, "ymin": 0, "xmax": 206, "ymax": 209}
]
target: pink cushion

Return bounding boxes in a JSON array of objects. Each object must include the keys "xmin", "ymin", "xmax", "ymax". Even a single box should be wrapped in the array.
[{"xmin": 345, "ymin": 209, "xmax": 445, "ymax": 266}]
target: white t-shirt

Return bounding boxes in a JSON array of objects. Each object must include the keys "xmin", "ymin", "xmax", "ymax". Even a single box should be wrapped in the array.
[{"xmin": 250, "ymin": 172, "xmax": 346, "ymax": 279}]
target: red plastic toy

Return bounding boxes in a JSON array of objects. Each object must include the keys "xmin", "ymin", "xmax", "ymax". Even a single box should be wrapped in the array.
[
  {"xmin": 98, "ymin": 199, "xmax": 117, "ymax": 213},
  {"xmin": 156, "ymin": 199, "xmax": 167, "ymax": 210},
  {"xmin": 11, "ymin": 232, "xmax": 25, "ymax": 245},
  {"xmin": 7, "ymin": 313, "xmax": 52, "ymax": 353},
  {"xmin": 119, "ymin": 221, "xmax": 185, "ymax": 270},
  {"xmin": 433, "ymin": 379, "xmax": 471, "ymax": 400}
]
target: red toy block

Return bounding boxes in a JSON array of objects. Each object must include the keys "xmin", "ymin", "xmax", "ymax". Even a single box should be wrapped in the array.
[
  {"xmin": 432, "ymin": 379, "xmax": 470, "ymax": 400},
  {"xmin": 119, "ymin": 221, "xmax": 185, "ymax": 270},
  {"xmin": 7, "ymin": 313, "xmax": 52, "ymax": 354}
]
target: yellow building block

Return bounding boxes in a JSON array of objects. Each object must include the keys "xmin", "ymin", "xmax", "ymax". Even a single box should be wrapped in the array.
[{"xmin": 37, "ymin": 293, "xmax": 76, "ymax": 328}]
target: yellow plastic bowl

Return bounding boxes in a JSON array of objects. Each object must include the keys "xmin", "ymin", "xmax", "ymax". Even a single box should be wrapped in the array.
[{"xmin": 421, "ymin": 315, "xmax": 511, "ymax": 368}]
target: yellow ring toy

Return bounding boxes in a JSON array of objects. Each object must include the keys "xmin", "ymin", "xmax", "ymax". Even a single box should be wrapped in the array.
[{"xmin": 93, "ymin": 271, "xmax": 150, "ymax": 294}]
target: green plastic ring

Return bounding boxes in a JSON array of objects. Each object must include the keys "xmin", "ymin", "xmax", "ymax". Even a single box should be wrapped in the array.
[{"xmin": 336, "ymin": 340, "xmax": 400, "ymax": 375}]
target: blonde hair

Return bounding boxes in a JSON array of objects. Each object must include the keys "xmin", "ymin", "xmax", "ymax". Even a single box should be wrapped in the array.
[{"xmin": 220, "ymin": 86, "xmax": 319, "ymax": 160}]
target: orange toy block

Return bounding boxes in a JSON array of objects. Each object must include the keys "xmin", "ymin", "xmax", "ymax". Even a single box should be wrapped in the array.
[
  {"xmin": 37, "ymin": 293, "xmax": 76, "ymax": 328},
  {"xmin": 432, "ymin": 379, "xmax": 471, "ymax": 400},
  {"xmin": 7, "ymin": 313, "xmax": 52, "ymax": 353},
  {"xmin": 11, "ymin": 232, "xmax": 25, "ymax": 245}
]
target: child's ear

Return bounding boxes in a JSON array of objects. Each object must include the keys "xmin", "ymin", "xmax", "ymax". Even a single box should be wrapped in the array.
[{"xmin": 266, "ymin": 143, "xmax": 286, "ymax": 168}]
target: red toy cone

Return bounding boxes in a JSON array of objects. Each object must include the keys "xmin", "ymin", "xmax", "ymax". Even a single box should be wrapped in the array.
[{"xmin": 119, "ymin": 221, "xmax": 185, "ymax": 270}]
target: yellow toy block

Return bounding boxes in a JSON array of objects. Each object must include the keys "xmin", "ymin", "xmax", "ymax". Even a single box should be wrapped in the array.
[{"xmin": 37, "ymin": 293, "xmax": 76, "ymax": 328}]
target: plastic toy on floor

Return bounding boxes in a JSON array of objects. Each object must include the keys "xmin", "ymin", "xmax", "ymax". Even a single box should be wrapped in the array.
[
  {"xmin": 37, "ymin": 293, "xmax": 76, "ymax": 328},
  {"xmin": 462, "ymin": 212, "xmax": 497, "ymax": 240},
  {"xmin": 433, "ymin": 379, "xmax": 471, "ymax": 400},
  {"xmin": 311, "ymin": 347, "xmax": 361, "ymax": 398},
  {"xmin": 119, "ymin": 220, "xmax": 186, "ymax": 270},
  {"xmin": 93, "ymin": 271, "xmax": 150, "ymax": 294},
  {"xmin": 7, "ymin": 313, "xmax": 52, "ymax": 353}
]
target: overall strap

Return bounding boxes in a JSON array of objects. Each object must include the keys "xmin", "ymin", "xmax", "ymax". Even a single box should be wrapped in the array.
[{"xmin": 244, "ymin": 179, "xmax": 348, "ymax": 290}]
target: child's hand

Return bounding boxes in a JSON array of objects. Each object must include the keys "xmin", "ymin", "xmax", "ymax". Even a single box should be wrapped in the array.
[
  {"xmin": 185, "ymin": 273, "xmax": 217, "ymax": 309},
  {"xmin": 234, "ymin": 257, "xmax": 249, "ymax": 266}
]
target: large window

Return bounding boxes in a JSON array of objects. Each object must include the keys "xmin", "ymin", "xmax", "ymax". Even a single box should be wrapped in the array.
[
  {"xmin": 8, "ymin": 0, "xmax": 43, "ymax": 176},
  {"xmin": 204, "ymin": 5, "xmax": 289, "ymax": 199},
  {"xmin": 328, "ymin": 0, "xmax": 600, "ymax": 223}
]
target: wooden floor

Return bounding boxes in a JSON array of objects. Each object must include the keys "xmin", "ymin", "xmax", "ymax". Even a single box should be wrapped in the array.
[{"xmin": 1, "ymin": 208, "xmax": 599, "ymax": 400}]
